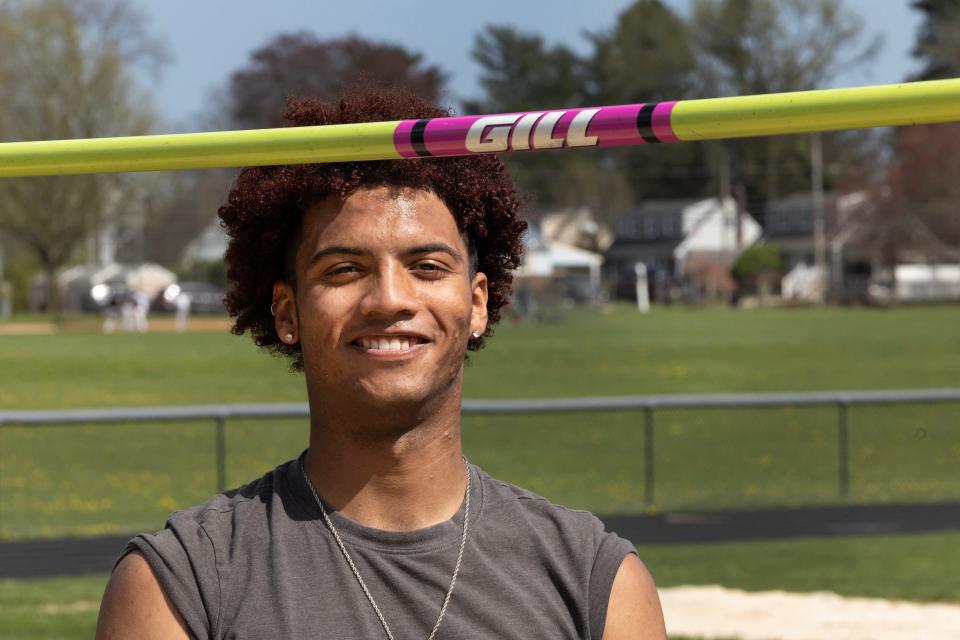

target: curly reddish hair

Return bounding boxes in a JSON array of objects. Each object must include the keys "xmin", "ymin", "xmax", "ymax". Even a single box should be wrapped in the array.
[{"xmin": 219, "ymin": 87, "xmax": 527, "ymax": 370}]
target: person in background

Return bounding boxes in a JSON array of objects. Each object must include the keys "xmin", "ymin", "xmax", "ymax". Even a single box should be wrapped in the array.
[
  {"xmin": 174, "ymin": 291, "xmax": 192, "ymax": 332},
  {"xmin": 131, "ymin": 290, "xmax": 150, "ymax": 333}
]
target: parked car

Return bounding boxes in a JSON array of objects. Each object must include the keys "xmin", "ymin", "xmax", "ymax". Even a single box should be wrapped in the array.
[{"xmin": 153, "ymin": 281, "xmax": 226, "ymax": 314}]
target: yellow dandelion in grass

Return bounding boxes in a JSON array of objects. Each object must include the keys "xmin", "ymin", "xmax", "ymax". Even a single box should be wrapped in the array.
[
  {"xmin": 77, "ymin": 522, "xmax": 124, "ymax": 536},
  {"xmin": 4, "ymin": 475, "xmax": 28, "ymax": 488},
  {"xmin": 155, "ymin": 496, "xmax": 179, "ymax": 511},
  {"xmin": 657, "ymin": 364, "xmax": 689, "ymax": 379},
  {"xmin": 67, "ymin": 496, "xmax": 112, "ymax": 512},
  {"xmin": 857, "ymin": 445, "xmax": 877, "ymax": 461}
]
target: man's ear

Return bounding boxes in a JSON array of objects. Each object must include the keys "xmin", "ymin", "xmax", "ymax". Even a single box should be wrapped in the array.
[
  {"xmin": 272, "ymin": 281, "xmax": 299, "ymax": 345},
  {"xmin": 470, "ymin": 272, "xmax": 488, "ymax": 336}
]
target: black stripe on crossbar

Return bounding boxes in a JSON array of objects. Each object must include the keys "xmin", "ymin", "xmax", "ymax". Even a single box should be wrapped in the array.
[
  {"xmin": 636, "ymin": 103, "xmax": 661, "ymax": 144},
  {"xmin": 411, "ymin": 119, "xmax": 433, "ymax": 157}
]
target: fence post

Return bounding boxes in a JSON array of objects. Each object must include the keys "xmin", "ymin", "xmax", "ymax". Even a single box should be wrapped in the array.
[
  {"xmin": 215, "ymin": 416, "xmax": 227, "ymax": 493},
  {"xmin": 837, "ymin": 402, "xmax": 850, "ymax": 500},
  {"xmin": 644, "ymin": 407, "xmax": 655, "ymax": 509}
]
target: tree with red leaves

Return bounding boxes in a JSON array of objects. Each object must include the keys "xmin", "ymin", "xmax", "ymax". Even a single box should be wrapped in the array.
[{"xmin": 225, "ymin": 33, "xmax": 447, "ymax": 129}]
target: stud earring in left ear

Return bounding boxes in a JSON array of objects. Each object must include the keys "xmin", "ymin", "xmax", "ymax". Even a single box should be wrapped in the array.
[
  {"xmin": 285, "ymin": 333, "xmax": 294, "ymax": 342},
  {"xmin": 471, "ymin": 331, "xmax": 482, "ymax": 339}
]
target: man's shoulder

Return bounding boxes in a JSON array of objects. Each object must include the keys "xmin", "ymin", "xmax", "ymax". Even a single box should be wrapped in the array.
[
  {"xmin": 135, "ymin": 457, "xmax": 297, "ymax": 559},
  {"xmin": 177, "ymin": 457, "xmax": 294, "ymax": 517},
  {"xmin": 476, "ymin": 466, "xmax": 609, "ymax": 546},
  {"xmin": 114, "ymin": 458, "xmax": 304, "ymax": 638},
  {"xmin": 185, "ymin": 463, "xmax": 282, "ymax": 517},
  {"xmin": 479, "ymin": 466, "xmax": 595, "ymax": 515}
]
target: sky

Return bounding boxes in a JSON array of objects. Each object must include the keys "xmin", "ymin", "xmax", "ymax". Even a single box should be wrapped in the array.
[{"xmin": 134, "ymin": 0, "xmax": 924, "ymax": 132}]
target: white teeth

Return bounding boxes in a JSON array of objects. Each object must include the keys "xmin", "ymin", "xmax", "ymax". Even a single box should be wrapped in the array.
[{"xmin": 357, "ymin": 336, "xmax": 420, "ymax": 352}]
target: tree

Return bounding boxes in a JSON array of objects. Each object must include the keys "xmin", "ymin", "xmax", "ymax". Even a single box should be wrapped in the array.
[
  {"xmin": 0, "ymin": 0, "xmax": 165, "ymax": 313},
  {"xmin": 688, "ymin": 0, "xmax": 881, "ymax": 222},
  {"xmin": 465, "ymin": 26, "xmax": 588, "ymax": 114},
  {"xmin": 887, "ymin": 124, "xmax": 960, "ymax": 250},
  {"xmin": 225, "ymin": 33, "xmax": 447, "ymax": 129},
  {"xmin": 465, "ymin": 14, "xmax": 707, "ymax": 220},
  {"xmin": 589, "ymin": 0, "xmax": 695, "ymax": 105},
  {"xmin": 464, "ymin": 26, "xmax": 608, "ymax": 214},
  {"xmin": 912, "ymin": 0, "xmax": 960, "ymax": 80},
  {"xmin": 877, "ymin": 1, "xmax": 960, "ymax": 255},
  {"xmin": 587, "ymin": 0, "xmax": 710, "ymax": 202}
]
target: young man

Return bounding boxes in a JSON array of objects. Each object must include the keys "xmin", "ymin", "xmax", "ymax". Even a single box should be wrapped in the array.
[{"xmin": 97, "ymin": 89, "xmax": 666, "ymax": 639}]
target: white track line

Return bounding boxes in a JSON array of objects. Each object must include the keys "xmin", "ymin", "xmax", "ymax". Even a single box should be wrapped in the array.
[{"xmin": 659, "ymin": 585, "xmax": 960, "ymax": 640}]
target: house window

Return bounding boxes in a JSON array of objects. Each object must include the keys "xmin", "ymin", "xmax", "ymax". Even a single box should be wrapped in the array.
[
  {"xmin": 643, "ymin": 215, "xmax": 656, "ymax": 238},
  {"xmin": 662, "ymin": 213, "xmax": 674, "ymax": 238}
]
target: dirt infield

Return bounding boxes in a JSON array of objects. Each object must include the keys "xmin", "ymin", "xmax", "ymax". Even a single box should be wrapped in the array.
[
  {"xmin": 661, "ymin": 585, "xmax": 960, "ymax": 640},
  {"xmin": 0, "ymin": 323, "xmax": 58, "ymax": 335}
]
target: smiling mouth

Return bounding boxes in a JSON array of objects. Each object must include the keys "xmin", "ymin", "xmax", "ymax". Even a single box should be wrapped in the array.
[{"xmin": 350, "ymin": 336, "xmax": 430, "ymax": 354}]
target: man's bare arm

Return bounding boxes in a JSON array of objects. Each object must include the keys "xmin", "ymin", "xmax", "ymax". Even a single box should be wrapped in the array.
[
  {"xmin": 96, "ymin": 551, "xmax": 191, "ymax": 640},
  {"xmin": 602, "ymin": 554, "xmax": 667, "ymax": 640}
]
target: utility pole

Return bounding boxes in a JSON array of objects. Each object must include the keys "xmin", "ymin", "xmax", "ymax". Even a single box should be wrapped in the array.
[
  {"xmin": 719, "ymin": 145, "xmax": 739, "ymax": 256},
  {"xmin": 811, "ymin": 132, "xmax": 827, "ymax": 305},
  {"xmin": 0, "ymin": 239, "xmax": 10, "ymax": 318},
  {"xmin": 735, "ymin": 184, "xmax": 747, "ymax": 252}
]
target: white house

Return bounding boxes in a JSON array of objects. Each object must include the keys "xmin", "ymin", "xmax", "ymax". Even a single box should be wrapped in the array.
[{"xmin": 605, "ymin": 197, "xmax": 760, "ymax": 301}]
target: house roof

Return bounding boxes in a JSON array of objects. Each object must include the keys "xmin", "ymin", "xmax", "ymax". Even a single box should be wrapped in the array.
[{"xmin": 763, "ymin": 192, "xmax": 841, "ymax": 239}]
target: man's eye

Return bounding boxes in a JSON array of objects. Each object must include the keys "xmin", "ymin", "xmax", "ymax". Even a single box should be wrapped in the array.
[
  {"xmin": 415, "ymin": 262, "xmax": 447, "ymax": 274},
  {"xmin": 327, "ymin": 265, "xmax": 359, "ymax": 276}
]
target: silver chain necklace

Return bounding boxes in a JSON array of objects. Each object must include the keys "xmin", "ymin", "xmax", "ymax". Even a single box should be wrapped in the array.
[{"xmin": 299, "ymin": 456, "xmax": 471, "ymax": 640}]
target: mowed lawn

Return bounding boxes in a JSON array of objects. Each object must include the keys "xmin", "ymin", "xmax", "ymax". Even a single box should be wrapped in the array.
[
  {"xmin": 1, "ymin": 304, "xmax": 959, "ymax": 638},
  {"xmin": 2, "ymin": 304, "xmax": 958, "ymax": 539}
]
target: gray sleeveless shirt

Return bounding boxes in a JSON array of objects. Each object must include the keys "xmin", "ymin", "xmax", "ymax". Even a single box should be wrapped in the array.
[{"xmin": 122, "ymin": 454, "xmax": 636, "ymax": 639}]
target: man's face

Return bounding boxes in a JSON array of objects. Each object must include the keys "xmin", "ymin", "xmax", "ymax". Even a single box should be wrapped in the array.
[{"xmin": 276, "ymin": 185, "xmax": 488, "ymax": 409}]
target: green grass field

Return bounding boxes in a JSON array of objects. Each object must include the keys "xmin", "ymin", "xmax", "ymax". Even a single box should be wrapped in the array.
[
  {"xmin": 2, "ymin": 305, "xmax": 958, "ymax": 538},
  {"xmin": 1, "ymin": 304, "xmax": 959, "ymax": 637}
]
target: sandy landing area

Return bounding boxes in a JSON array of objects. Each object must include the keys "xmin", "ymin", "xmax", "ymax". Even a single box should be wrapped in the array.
[{"xmin": 660, "ymin": 585, "xmax": 960, "ymax": 640}]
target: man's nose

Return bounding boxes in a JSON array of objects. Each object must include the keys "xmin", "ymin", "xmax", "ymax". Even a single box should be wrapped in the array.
[{"xmin": 359, "ymin": 263, "xmax": 418, "ymax": 318}]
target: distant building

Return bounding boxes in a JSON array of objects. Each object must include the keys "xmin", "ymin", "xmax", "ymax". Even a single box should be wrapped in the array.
[
  {"xmin": 538, "ymin": 207, "xmax": 614, "ymax": 253},
  {"xmin": 604, "ymin": 197, "xmax": 761, "ymax": 302},
  {"xmin": 512, "ymin": 220, "xmax": 606, "ymax": 318},
  {"xmin": 768, "ymin": 190, "xmax": 960, "ymax": 304}
]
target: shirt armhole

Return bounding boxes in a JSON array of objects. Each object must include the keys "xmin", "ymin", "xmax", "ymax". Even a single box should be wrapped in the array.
[
  {"xmin": 587, "ymin": 533, "xmax": 638, "ymax": 640},
  {"xmin": 121, "ymin": 521, "xmax": 221, "ymax": 640}
]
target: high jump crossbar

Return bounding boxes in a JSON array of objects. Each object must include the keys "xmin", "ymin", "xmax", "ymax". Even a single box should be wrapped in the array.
[{"xmin": 1, "ymin": 79, "xmax": 958, "ymax": 177}]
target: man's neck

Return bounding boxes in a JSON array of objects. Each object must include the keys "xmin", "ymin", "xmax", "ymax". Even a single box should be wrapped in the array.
[{"xmin": 302, "ymin": 397, "xmax": 468, "ymax": 532}]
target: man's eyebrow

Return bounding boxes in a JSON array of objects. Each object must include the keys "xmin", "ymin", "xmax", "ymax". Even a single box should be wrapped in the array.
[
  {"xmin": 403, "ymin": 243, "xmax": 463, "ymax": 263},
  {"xmin": 308, "ymin": 245, "xmax": 368, "ymax": 266},
  {"xmin": 307, "ymin": 243, "xmax": 464, "ymax": 266}
]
